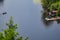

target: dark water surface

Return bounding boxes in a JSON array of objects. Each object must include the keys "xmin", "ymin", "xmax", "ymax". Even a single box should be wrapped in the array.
[{"xmin": 0, "ymin": 0, "xmax": 60, "ymax": 40}]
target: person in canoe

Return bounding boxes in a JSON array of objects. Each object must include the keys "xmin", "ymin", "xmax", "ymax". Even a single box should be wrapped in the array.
[{"xmin": 2, "ymin": 12, "xmax": 7, "ymax": 15}]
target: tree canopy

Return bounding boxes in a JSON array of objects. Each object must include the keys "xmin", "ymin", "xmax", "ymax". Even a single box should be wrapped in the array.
[
  {"xmin": 41, "ymin": 0, "xmax": 60, "ymax": 10},
  {"xmin": 0, "ymin": 16, "xmax": 28, "ymax": 40}
]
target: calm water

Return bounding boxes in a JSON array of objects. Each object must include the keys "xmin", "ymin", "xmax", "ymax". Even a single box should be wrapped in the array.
[{"xmin": 0, "ymin": 0, "xmax": 60, "ymax": 40}]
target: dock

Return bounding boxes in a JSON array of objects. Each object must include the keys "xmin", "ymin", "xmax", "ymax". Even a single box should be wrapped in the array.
[{"xmin": 45, "ymin": 17, "xmax": 60, "ymax": 21}]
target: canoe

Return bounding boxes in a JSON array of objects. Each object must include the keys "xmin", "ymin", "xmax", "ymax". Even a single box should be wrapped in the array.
[{"xmin": 45, "ymin": 17, "xmax": 60, "ymax": 21}]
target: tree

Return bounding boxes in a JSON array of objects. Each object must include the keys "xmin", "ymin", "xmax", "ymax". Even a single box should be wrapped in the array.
[
  {"xmin": 0, "ymin": 16, "xmax": 28, "ymax": 40},
  {"xmin": 41, "ymin": 0, "xmax": 60, "ymax": 10}
]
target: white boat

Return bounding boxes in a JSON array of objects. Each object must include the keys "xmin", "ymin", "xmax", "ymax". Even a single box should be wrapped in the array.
[{"xmin": 45, "ymin": 17, "xmax": 60, "ymax": 21}]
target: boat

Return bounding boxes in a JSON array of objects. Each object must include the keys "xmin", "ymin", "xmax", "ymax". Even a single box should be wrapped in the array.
[
  {"xmin": 45, "ymin": 9, "xmax": 60, "ymax": 21},
  {"xmin": 2, "ymin": 12, "xmax": 7, "ymax": 15},
  {"xmin": 45, "ymin": 17, "xmax": 60, "ymax": 21}
]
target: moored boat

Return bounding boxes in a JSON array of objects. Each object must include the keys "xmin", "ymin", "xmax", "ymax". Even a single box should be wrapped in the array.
[{"xmin": 45, "ymin": 17, "xmax": 60, "ymax": 21}]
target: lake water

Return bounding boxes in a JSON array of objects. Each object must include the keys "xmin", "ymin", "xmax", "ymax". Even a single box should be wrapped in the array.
[{"xmin": 0, "ymin": 0, "xmax": 60, "ymax": 40}]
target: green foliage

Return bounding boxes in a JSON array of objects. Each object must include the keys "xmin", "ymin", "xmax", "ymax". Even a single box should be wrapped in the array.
[
  {"xmin": 41, "ymin": 0, "xmax": 60, "ymax": 16},
  {"xmin": 41, "ymin": 0, "xmax": 53, "ymax": 9},
  {"xmin": 41, "ymin": 0, "xmax": 60, "ymax": 10},
  {"xmin": 0, "ymin": 16, "xmax": 28, "ymax": 40},
  {"xmin": 49, "ymin": 1, "xmax": 60, "ymax": 16},
  {"xmin": 50, "ymin": 1, "xmax": 60, "ymax": 11}
]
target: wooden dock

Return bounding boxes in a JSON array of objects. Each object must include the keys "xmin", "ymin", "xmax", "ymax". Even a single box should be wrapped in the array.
[{"xmin": 45, "ymin": 17, "xmax": 60, "ymax": 21}]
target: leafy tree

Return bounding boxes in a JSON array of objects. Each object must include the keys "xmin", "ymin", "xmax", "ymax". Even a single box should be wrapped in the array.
[
  {"xmin": 0, "ymin": 16, "xmax": 28, "ymax": 40},
  {"xmin": 41, "ymin": 0, "xmax": 53, "ymax": 9},
  {"xmin": 41, "ymin": 0, "xmax": 60, "ymax": 10},
  {"xmin": 50, "ymin": 1, "xmax": 60, "ymax": 10}
]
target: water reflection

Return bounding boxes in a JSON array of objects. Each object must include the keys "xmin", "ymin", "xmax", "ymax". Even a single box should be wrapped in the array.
[
  {"xmin": 0, "ymin": 0, "xmax": 4, "ymax": 13},
  {"xmin": 0, "ymin": 0, "xmax": 4, "ymax": 31},
  {"xmin": 0, "ymin": 0, "xmax": 4, "ymax": 1},
  {"xmin": 0, "ymin": 0, "xmax": 4, "ymax": 6},
  {"xmin": 33, "ymin": 0, "xmax": 40, "ymax": 4},
  {"xmin": 56, "ymin": 20, "xmax": 60, "ymax": 24}
]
